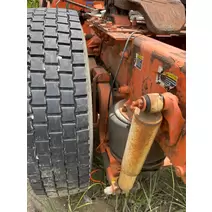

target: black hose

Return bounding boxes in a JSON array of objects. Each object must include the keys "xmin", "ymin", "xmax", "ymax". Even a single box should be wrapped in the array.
[{"xmin": 107, "ymin": 31, "xmax": 139, "ymax": 112}]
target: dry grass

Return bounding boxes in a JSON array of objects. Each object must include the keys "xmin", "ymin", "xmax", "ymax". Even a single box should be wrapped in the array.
[
  {"xmin": 67, "ymin": 166, "xmax": 186, "ymax": 212},
  {"xmin": 62, "ymin": 154, "xmax": 186, "ymax": 212},
  {"xmin": 28, "ymin": 167, "xmax": 186, "ymax": 212}
]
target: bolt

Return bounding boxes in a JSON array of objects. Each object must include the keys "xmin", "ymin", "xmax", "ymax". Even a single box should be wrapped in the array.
[
  {"xmin": 119, "ymin": 86, "xmax": 130, "ymax": 94},
  {"xmin": 120, "ymin": 51, "xmax": 129, "ymax": 59},
  {"xmin": 132, "ymin": 18, "xmax": 137, "ymax": 27},
  {"xmin": 175, "ymin": 166, "xmax": 185, "ymax": 177},
  {"xmin": 122, "ymin": 105, "xmax": 127, "ymax": 112},
  {"xmin": 106, "ymin": 21, "xmax": 113, "ymax": 28}
]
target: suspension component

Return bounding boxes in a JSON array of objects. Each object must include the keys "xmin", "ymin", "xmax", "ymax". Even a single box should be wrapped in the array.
[
  {"xmin": 131, "ymin": 92, "xmax": 186, "ymax": 182},
  {"xmin": 118, "ymin": 107, "xmax": 163, "ymax": 193}
]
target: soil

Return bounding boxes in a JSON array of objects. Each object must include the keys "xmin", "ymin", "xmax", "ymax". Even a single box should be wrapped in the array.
[{"xmin": 27, "ymin": 183, "xmax": 114, "ymax": 212}]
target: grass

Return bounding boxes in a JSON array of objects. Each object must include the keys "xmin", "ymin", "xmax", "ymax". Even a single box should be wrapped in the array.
[
  {"xmin": 28, "ymin": 166, "xmax": 186, "ymax": 212},
  {"xmin": 63, "ymin": 154, "xmax": 186, "ymax": 212},
  {"xmin": 27, "ymin": 0, "xmax": 39, "ymax": 8}
]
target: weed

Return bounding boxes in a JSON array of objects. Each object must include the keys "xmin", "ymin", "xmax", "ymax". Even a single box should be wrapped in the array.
[
  {"xmin": 102, "ymin": 168, "xmax": 186, "ymax": 212},
  {"xmin": 68, "ymin": 183, "xmax": 104, "ymax": 212},
  {"xmin": 66, "ymin": 153, "xmax": 186, "ymax": 212},
  {"xmin": 27, "ymin": 0, "xmax": 39, "ymax": 8}
]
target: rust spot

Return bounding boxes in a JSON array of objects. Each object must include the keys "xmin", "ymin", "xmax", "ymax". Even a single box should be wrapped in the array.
[{"xmin": 128, "ymin": 0, "xmax": 185, "ymax": 34}]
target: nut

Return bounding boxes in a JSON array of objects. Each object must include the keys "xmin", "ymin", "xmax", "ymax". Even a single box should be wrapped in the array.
[
  {"xmin": 106, "ymin": 21, "xmax": 113, "ymax": 28},
  {"xmin": 122, "ymin": 105, "xmax": 127, "ymax": 112}
]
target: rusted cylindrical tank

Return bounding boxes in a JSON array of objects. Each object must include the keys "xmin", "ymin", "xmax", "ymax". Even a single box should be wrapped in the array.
[{"xmin": 118, "ymin": 108, "xmax": 163, "ymax": 193}]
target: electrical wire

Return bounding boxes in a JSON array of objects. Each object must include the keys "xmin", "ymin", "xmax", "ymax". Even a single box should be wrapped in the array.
[
  {"xmin": 90, "ymin": 169, "xmax": 105, "ymax": 185},
  {"xmin": 107, "ymin": 31, "xmax": 139, "ymax": 112}
]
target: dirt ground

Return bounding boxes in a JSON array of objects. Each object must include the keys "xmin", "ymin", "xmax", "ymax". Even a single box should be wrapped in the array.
[{"xmin": 28, "ymin": 182, "xmax": 115, "ymax": 212}]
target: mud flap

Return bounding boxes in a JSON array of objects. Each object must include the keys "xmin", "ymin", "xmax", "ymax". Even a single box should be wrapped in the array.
[{"xmin": 128, "ymin": 0, "xmax": 185, "ymax": 34}]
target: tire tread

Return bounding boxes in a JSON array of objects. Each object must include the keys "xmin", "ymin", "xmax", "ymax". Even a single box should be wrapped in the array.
[{"xmin": 27, "ymin": 8, "xmax": 90, "ymax": 197}]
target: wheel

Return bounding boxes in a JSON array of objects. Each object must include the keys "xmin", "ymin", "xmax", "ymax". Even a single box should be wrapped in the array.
[{"xmin": 27, "ymin": 8, "xmax": 93, "ymax": 197}]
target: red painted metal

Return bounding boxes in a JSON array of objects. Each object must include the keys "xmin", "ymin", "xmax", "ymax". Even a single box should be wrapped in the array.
[
  {"xmin": 96, "ymin": 83, "xmax": 121, "ymax": 186},
  {"xmin": 87, "ymin": 35, "xmax": 102, "ymax": 56},
  {"xmin": 91, "ymin": 66, "xmax": 110, "ymax": 124},
  {"xmin": 95, "ymin": 33, "xmax": 186, "ymax": 184},
  {"xmin": 51, "ymin": 0, "xmax": 87, "ymax": 11}
]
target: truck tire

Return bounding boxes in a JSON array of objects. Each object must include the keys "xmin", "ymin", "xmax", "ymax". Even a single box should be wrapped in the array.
[{"xmin": 27, "ymin": 8, "xmax": 93, "ymax": 197}]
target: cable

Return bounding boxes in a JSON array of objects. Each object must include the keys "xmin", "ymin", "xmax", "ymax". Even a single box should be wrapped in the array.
[
  {"xmin": 107, "ymin": 31, "xmax": 139, "ymax": 112},
  {"xmin": 90, "ymin": 169, "xmax": 105, "ymax": 185}
]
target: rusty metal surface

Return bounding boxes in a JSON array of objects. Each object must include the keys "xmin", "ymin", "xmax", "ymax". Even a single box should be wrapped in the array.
[
  {"xmin": 158, "ymin": 133, "xmax": 186, "ymax": 183},
  {"xmin": 88, "ymin": 58, "xmax": 121, "ymax": 188},
  {"xmin": 106, "ymin": 14, "xmax": 131, "ymax": 27},
  {"xmin": 87, "ymin": 2, "xmax": 186, "ymax": 186},
  {"xmin": 90, "ymin": 24, "xmax": 147, "ymax": 41},
  {"xmin": 106, "ymin": 32, "xmax": 142, "ymax": 40},
  {"xmin": 95, "ymin": 28, "xmax": 185, "ymax": 41},
  {"xmin": 131, "ymin": 35, "xmax": 186, "ymax": 117},
  {"xmin": 97, "ymin": 83, "xmax": 122, "ymax": 187},
  {"xmin": 88, "ymin": 13, "xmax": 186, "ymax": 41},
  {"xmin": 88, "ymin": 59, "xmax": 120, "ymax": 187},
  {"xmin": 112, "ymin": 0, "xmax": 186, "ymax": 34},
  {"xmin": 51, "ymin": 0, "xmax": 86, "ymax": 11},
  {"xmin": 114, "ymin": 0, "xmax": 137, "ymax": 11},
  {"xmin": 88, "ymin": 16, "xmax": 148, "ymax": 41},
  {"xmin": 156, "ymin": 93, "xmax": 185, "ymax": 182},
  {"xmin": 99, "ymin": 33, "xmax": 186, "ymax": 184},
  {"xmin": 118, "ymin": 108, "xmax": 163, "ymax": 192},
  {"xmin": 100, "ymin": 40, "xmax": 131, "ymax": 85},
  {"xmin": 129, "ymin": 92, "xmax": 186, "ymax": 182},
  {"xmin": 129, "ymin": 0, "xmax": 185, "ymax": 34},
  {"xmin": 87, "ymin": 35, "xmax": 102, "ymax": 55},
  {"xmin": 128, "ymin": 34, "xmax": 186, "ymax": 183},
  {"xmin": 92, "ymin": 66, "xmax": 110, "ymax": 124},
  {"xmin": 62, "ymin": 0, "xmax": 98, "ymax": 11},
  {"xmin": 161, "ymin": 93, "xmax": 185, "ymax": 147}
]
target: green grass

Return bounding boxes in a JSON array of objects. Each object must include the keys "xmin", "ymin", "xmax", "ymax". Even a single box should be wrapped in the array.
[
  {"xmin": 64, "ymin": 152, "xmax": 186, "ymax": 212},
  {"xmin": 66, "ymin": 166, "xmax": 186, "ymax": 212},
  {"xmin": 27, "ymin": 0, "xmax": 39, "ymax": 8},
  {"xmin": 28, "ymin": 166, "xmax": 186, "ymax": 212}
]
